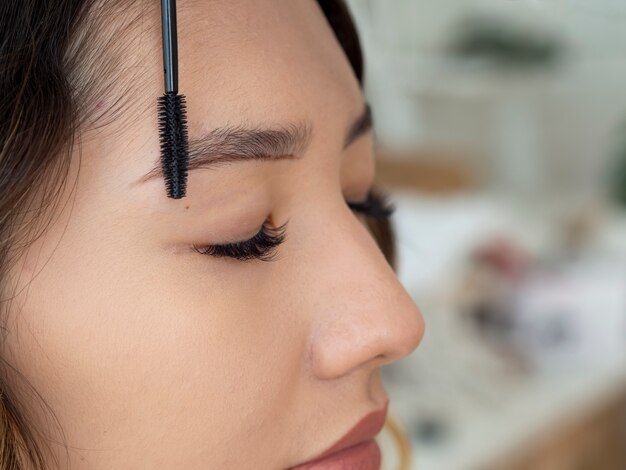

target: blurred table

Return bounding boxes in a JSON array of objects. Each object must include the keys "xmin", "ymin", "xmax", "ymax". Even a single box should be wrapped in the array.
[
  {"xmin": 382, "ymin": 189, "xmax": 626, "ymax": 470},
  {"xmin": 402, "ymin": 364, "xmax": 626, "ymax": 470}
]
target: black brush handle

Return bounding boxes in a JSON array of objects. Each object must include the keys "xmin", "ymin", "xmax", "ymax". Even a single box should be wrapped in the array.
[{"xmin": 161, "ymin": 0, "xmax": 178, "ymax": 93}]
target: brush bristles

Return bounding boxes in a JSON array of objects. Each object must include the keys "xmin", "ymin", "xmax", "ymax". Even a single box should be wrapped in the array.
[{"xmin": 158, "ymin": 91, "xmax": 190, "ymax": 199}]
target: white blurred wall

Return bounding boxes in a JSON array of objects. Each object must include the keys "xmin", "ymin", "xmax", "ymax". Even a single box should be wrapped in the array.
[{"xmin": 346, "ymin": 0, "xmax": 626, "ymax": 199}]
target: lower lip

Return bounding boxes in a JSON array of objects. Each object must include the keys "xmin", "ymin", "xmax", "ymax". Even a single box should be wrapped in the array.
[{"xmin": 290, "ymin": 440, "xmax": 381, "ymax": 470}]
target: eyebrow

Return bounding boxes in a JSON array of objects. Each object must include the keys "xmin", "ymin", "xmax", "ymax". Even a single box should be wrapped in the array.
[{"xmin": 138, "ymin": 103, "xmax": 372, "ymax": 183}]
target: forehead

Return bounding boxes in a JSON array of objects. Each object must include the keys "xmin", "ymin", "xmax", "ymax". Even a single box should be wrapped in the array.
[
  {"xmin": 77, "ymin": 0, "xmax": 364, "ymax": 205},
  {"xmin": 172, "ymin": 0, "xmax": 361, "ymax": 134}
]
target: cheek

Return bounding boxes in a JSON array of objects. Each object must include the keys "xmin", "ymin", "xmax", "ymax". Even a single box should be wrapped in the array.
[{"xmin": 3, "ymin": 229, "xmax": 307, "ymax": 466}]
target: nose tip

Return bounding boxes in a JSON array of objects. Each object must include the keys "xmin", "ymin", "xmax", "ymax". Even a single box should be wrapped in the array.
[
  {"xmin": 398, "ymin": 300, "xmax": 426, "ymax": 358},
  {"xmin": 378, "ymin": 287, "xmax": 426, "ymax": 365},
  {"xmin": 310, "ymin": 276, "xmax": 426, "ymax": 380}
]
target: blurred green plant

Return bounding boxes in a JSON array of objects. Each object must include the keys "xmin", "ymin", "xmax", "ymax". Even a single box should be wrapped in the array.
[
  {"xmin": 448, "ymin": 15, "xmax": 564, "ymax": 69},
  {"xmin": 608, "ymin": 121, "xmax": 626, "ymax": 206}
]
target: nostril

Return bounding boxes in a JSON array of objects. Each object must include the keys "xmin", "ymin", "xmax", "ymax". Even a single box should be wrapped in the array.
[{"xmin": 373, "ymin": 353, "xmax": 386, "ymax": 363}]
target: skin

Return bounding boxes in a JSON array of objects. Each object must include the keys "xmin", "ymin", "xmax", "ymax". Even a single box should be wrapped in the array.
[{"xmin": 2, "ymin": 1, "xmax": 424, "ymax": 468}]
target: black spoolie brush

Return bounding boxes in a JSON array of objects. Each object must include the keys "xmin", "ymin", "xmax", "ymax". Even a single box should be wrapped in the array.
[{"xmin": 158, "ymin": 0, "xmax": 189, "ymax": 199}]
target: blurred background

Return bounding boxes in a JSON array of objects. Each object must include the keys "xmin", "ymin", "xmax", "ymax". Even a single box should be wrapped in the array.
[{"xmin": 343, "ymin": 1, "xmax": 626, "ymax": 469}]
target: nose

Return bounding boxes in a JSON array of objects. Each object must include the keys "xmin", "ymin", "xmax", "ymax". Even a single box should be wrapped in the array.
[{"xmin": 307, "ymin": 203, "xmax": 425, "ymax": 380}]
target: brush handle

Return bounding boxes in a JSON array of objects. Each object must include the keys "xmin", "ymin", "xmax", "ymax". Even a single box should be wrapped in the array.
[{"xmin": 161, "ymin": 0, "xmax": 178, "ymax": 93}]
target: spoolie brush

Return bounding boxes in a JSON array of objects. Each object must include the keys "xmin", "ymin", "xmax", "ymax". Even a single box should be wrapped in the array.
[{"xmin": 158, "ymin": 0, "xmax": 189, "ymax": 199}]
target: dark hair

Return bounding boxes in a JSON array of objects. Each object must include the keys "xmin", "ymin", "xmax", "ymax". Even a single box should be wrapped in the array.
[{"xmin": 0, "ymin": 1, "xmax": 394, "ymax": 468}]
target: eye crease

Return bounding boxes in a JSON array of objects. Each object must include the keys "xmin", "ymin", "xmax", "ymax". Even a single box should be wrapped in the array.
[{"xmin": 192, "ymin": 189, "xmax": 396, "ymax": 263}]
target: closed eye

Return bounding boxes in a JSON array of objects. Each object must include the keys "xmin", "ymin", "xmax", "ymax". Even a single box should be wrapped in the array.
[
  {"xmin": 192, "ymin": 188, "xmax": 394, "ymax": 262},
  {"xmin": 347, "ymin": 188, "xmax": 395, "ymax": 219},
  {"xmin": 192, "ymin": 221, "xmax": 288, "ymax": 262}
]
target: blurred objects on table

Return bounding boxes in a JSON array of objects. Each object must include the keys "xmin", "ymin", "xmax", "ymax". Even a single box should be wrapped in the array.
[{"xmin": 346, "ymin": 1, "xmax": 626, "ymax": 468}]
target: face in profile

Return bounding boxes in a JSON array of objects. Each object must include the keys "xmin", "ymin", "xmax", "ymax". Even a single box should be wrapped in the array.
[{"xmin": 3, "ymin": 1, "xmax": 424, "ymax": 468}]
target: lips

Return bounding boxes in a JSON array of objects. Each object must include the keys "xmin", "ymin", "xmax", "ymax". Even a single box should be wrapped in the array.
[
  {"xmin": 288, "ymin": 402, "xmax": 389, "ymax": 470},
  {"xmin": 289, "ymin": 441, "xmax": 381, "ymax": 470}
]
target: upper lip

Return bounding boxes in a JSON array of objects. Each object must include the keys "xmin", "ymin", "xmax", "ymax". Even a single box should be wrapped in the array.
[{"xmin": 291, "ymin": 401, "xmax": 389, "ymax": 467}]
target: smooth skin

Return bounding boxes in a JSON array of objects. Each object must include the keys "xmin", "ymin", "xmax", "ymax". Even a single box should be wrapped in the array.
[{"xmin": 2, "ymin": 1, "xmax": 424, "ymax": 468}]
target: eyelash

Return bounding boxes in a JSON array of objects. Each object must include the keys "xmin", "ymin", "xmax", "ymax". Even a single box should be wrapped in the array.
[
  {"xmin": 192, "ymin": 189, "xmax": 395, "ymax": 262},
  {"xmin": 192, "ymin": 222, "xmax": 288, "ymax": 262}
]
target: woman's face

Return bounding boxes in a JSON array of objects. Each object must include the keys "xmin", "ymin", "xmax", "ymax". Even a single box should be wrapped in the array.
[{"xmin": 3, "ymin": 1, "xmax": 424, "ymax": 468}]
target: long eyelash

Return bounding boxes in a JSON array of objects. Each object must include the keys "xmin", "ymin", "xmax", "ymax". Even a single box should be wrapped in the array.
[
  {"xmin": 347, "ymin": 189, "xmax": 395, "ymax": 219},
  {"xmin": 194, "ymin": 189, "xmax": 391, "ymax": 262},
  {"xmin": 193, "ymin": 222, "xmax": 287, "ymax": 262}
]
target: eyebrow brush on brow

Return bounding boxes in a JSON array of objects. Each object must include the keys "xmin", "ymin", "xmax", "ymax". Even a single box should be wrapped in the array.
[{"xmin": 158, "ymin": 0, "xmax": 190, "ymax": 199}]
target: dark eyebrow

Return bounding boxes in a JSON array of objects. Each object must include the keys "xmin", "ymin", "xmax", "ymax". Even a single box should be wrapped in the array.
[{"xmin": 137, "ymin": 102, "xmax": 372, "ymax": 183}]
